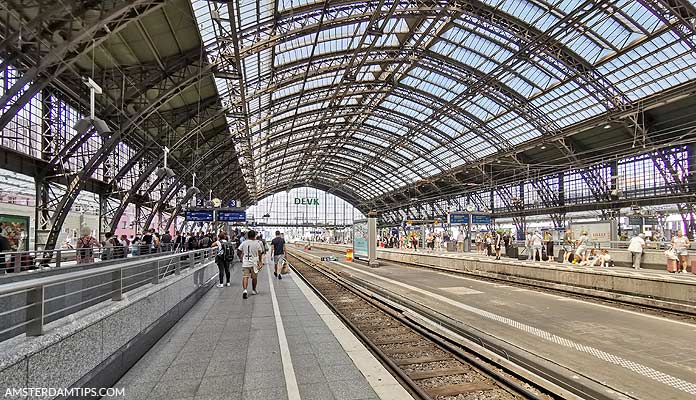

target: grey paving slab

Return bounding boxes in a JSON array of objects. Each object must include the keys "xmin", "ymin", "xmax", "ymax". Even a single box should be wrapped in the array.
[
  {"xmin": 243, "ymin": 386, "xmax": 289, "ymax": 400},
  {"xmin": 112, "ymin": 382, "xmax": 156, "ymax": 400},
  {"xmin": 328, "ymin": 379, "xmax": 379, "ymax": 400},
  {"xmin": 299, "ymin": 382, "xmax": 337, "ymax": 400}
]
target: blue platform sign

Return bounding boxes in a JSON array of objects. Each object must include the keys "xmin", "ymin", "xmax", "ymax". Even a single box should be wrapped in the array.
[
  {"xmin": 471, "ymin": 214, "xmax": 491, "ymax": 224},
  {"xmin": 448, "ymin": 212, "xmax": 469, "ymax": 224},
  {"xmin": 227, "ymin": 200, "xmax": 238, "ymax": 208},
  {"xmin": 217, "ymin": 210, "xmax": 246, "ymax": 222},
  {"xmin": 185, "ymin": 210, "xmax": 214, "ymax": 222}
]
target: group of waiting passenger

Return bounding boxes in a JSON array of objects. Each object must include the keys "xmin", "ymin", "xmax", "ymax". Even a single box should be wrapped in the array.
[{"xmin": 71, "ymin": 227, "xmax": 176, "ymax": 264}]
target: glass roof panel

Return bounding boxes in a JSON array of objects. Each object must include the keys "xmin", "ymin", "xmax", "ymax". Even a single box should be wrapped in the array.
[{"xmin": 192, "ymin": 0, "xmax": 696, "ymax": 203}]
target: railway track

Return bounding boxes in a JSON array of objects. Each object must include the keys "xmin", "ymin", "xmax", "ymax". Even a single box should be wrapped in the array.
[{"xmin": 287, "ymin": 252, "xmax": 555, "ymax": 400}]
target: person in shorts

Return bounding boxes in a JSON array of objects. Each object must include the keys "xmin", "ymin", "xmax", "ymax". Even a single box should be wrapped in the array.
[
  {"xmin": 575, "ymin": 231, "xmax": 589, "ymax": 263},
  {"xmin": 237, "ymin": 230, "xmax": 264, "ymax": 299},
  {"xmin": 271, "ymin": 230, "xmax": 286, "ymax": 280},
  {"xmin": 562, "ymin": 230, "xmax": 574, "ymax": 264},
  {"xmin": 671, "ymin": 230, "xmax": 690, "ymax": 273}
]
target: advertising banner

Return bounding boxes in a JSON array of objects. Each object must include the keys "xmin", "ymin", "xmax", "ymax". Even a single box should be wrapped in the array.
[
  {"xmin": 353, "ymin": 220, "xmax": 368, "ymax": 258},
  {"xmin": 570, "ymin": 220, "xmax": 616, "ymax": 244},
  {"xmin": 0, "ymin": 214, "xmax": 29, "ymax": 251}
]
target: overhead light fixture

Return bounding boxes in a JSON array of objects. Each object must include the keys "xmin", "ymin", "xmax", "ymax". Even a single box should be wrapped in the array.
[
  {"xmin": 185, "ymin": 187, "xmax": 201, "ymax": 197},
  {"xmin": 156, "ymin": 146, "xmax": 176, "ymax": 179},
  {"xmin": 155, "ymin": 167, "xmax": 175, "ymax": 179},
  {"xmin": 540, "ymin": 145, "xmax": 547, "ymax": 150},
  {"xmin": 604, "ymin": 124, "xmax": 611, "ymax": 129}
]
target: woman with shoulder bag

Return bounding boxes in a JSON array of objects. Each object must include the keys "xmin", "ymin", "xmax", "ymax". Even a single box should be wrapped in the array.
[{"xmin": 212, "ymin": 233, "xmax": 230, "ymax": 287}]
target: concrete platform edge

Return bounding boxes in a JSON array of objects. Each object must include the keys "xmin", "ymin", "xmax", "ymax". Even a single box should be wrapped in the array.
[{"xmin": 311, "ymin": 244, "xmax": 696, "ymax": 314}]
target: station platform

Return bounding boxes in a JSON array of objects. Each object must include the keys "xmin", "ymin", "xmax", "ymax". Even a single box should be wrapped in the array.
[
  {"xmin": 113, "ymin": 259, "xmax": 412, "ymax": 400},
  {"xmin": 296, "ymin": 247, "xmax": 696, "ymax": 400},
  {"xmin": 309, "ymin": 243, "xmax": 696, "ymax": 313}
]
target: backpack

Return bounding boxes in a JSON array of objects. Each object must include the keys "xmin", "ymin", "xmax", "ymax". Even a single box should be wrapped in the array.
[{"xmin": 224, "ymin": 243, "xmax": 236, "ymax": 263}]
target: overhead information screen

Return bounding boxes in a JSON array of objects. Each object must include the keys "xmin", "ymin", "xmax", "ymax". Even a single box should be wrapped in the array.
[
  {"xmin": 185, "ymin": 210, "xmax": 214, "ymax": 221},
  {"xmin": 217, "ymin": 210, "xmax": 246, "ymax": 222}
]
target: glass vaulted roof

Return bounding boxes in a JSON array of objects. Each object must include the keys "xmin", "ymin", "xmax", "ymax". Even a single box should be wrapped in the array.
[{"xmin": 191, "ymin": 0, "xmax": 696, "ymax": 208}]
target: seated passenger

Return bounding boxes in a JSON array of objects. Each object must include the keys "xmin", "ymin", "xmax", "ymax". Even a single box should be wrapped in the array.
[
  {"xmin": 580, "ymin": 249, "xmax": 598, "ymax": 266},
  {"xmin": 599, "ymin": 249, "xmax": 612, "ymax": 267}
]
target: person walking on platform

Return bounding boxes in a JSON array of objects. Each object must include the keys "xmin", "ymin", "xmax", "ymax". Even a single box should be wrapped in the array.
[
  {"xmin": 426, "ymin": 232, "xmax": 435, "ymax": 252},
  {"xmin": 628, "ymin": 233, "xmax": 645, "ymax": 270},
  {"xmin": 271, "ymin": 230, "xmax": 286, "ymax": 280},
  {"xmin": 213, "ymin": 233, "xmax": 230, "ymax": 287},
  {"xmin": 493, "ymin": 231, "xmax": 502, "ymax": 260},
  {"xmin": 671, "ymin": 230, "xmax": 690, "ymax": 273},
  {"xmin": 161, "ymin": 231, "xmax": 172, "ymax": 251},
  {"xmin": 525, "ymin": 231, "xmax": 533, "ymax": 260},
  {"xmin": 532, "ymin": 230, "xmax": 543, "ymax": 261},
  {"xmin": 142, "ymin": 229, "xmax": 153, "ymax": 254},
  {"xmin": 456, "ymin": 230, "xmax": 465, "ymax": 252},
  {"xmin": 562, "ymin": 230, "xmax": 574, "ymax": 264},
  {"xmin": 238, "ymin": 230, "xmax": 264, "ymax": 299},
  {"xmin": 76, "ymin": 226, "xmax": 99, "ymax": 264},
  {"xmin": 546, "ymin": 233, "xmax": 555, "ymax": 262},
  {"xmin": 575, "ymin": 231, "xmax": 590, "ymax": 263},
  {"xmin": 187, "ymin": 232, "xmax": 198, "ymax": 251}
]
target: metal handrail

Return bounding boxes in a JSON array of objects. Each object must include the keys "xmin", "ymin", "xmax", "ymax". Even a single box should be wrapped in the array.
[
  {"xmin": 0, "ymin": 243, "xmax": 179, "ymax": 274},
  {"xmin": 0, "ymin": 247, "xmax": 216, "ymax": 340}
]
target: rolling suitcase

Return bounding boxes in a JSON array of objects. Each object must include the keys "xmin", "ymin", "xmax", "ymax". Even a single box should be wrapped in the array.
[{"xmin": 667, "ymin": 259, "xmax": 678, "ymax": 273}]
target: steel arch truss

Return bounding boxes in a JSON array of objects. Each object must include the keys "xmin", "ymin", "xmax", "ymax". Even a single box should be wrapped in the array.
[{"xmin": 196, "ymin": 0, "xmax": 696, "ymax": 208}]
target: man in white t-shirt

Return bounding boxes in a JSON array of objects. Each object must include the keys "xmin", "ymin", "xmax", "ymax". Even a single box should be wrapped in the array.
[
  {"xmin": 237, "ymin": 230, "xmax": 264, "ymax": 299},
  {"xmin": 456, "ymin": 231, "xmax": 464, "ymax": 252},
  {"xmin": 627, "ymin": 233, "xmax": 645, "ymax": 270}
]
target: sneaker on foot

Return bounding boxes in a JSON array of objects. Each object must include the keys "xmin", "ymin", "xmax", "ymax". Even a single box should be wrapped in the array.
[
  {"xmin": 273, "ymin": 271, "xmax": 277, "ymax": 277},
  {"xmin": 278, "ymin": 274, "xmax": 283, "ymax": 280},
  {"xmin": 216, "ymin": 283, "xmax": 224, "ymax": 288},
  {"xmin": 225, "ymin": 283, "xmax": 231, "ymax": 287},
  {"xmin": 242, "ymin": 291, "xmax": 248, "ymax": 299},
  {"xmin": 252, "ymin": 290, "xmax": 258, "ymax": 295}
]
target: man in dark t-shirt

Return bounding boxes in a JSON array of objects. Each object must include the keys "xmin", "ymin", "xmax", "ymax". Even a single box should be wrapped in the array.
[{"xmin": 270, "ymin": 230, "xmax": 286, "ymax": 280}]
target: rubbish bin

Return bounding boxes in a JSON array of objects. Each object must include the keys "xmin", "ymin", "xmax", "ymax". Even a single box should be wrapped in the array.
[
  {"xmin": 346, "ymin": 248, "xmax": 353, "ymax": 261},
  {"xmin": 446, "ymin": 241, "xmax": 456, "ymax": 252}
]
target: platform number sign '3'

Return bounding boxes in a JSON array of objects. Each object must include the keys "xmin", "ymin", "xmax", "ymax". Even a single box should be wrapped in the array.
[{"xmin": 228, "ymin": 200, "xmax": 237, "ymax": 208}]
